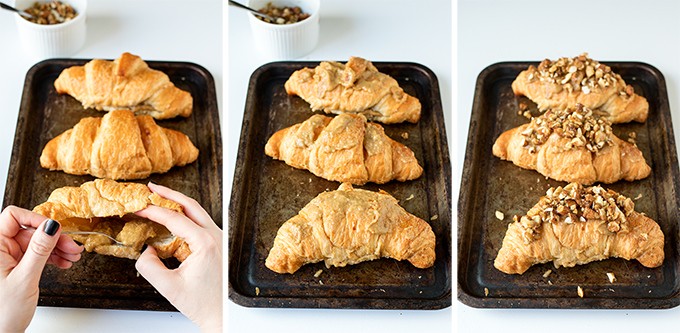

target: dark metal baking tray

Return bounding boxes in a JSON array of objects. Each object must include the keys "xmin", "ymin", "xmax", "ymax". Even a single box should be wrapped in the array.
[
  {"xmin": 458, "ymin": 62, "xmax": 680, "ymax": 309},
  {"xmin": 229, "ymin": 61, "xmax": 451, "ymax": 309},
  {"xmin": 2, "ymin": 58, "xmax": 222, "ymax": 311}
]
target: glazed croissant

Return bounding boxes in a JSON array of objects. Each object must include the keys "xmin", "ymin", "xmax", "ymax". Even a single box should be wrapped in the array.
[
  {"xmin": 265, "ymin": 113, "xmax": 423, "ymax": 185},
  {"xmin": 33, "ymin": 179, "xmax": 191, "ymax": 261},
  {"xmin": 265, "ymin": 183, "xmax": 436, "ymax": 274},
  {"xmin": 40, "ymin": 109, "xmax": 199, "ymax": 180},
  {"xmin": 512, "ymin": 53, "xmax": 648, "ymax": 123},
  {"xmin": 494, "ymin": 183, "xmax": 664, "ymax": 274},
  {"xmin": 492, "ymin": 104, "xmax": 650, "ymax": 185},
  {"xmin": 284, "ymin": 56, "xmax": 421, "ymax": 124},
  {"xmin": 54, "ymin": 52, "xmax": 192, "ymax": 119}
]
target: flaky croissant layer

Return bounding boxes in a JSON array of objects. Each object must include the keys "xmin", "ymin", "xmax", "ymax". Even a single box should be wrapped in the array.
[
  {"xmin": 33, "ymin": 179, "xmax": 191, "ymax": 261},
  {"xmin": 54, "ymin": 52, "xmax": 193, "ymax": 119},
  {"xmin": 265, "ymin": 183, "xmax": 436, "ymax": 274},
  {"xmin": 285, "ymin": 56, "xmax": 421, "ymax": 124},
  {"xmin": 40, "ymin": 109, "xmax": 199, "ymax": 180},
  {"xmin": 265, "ymin": 113, "xmax": 422, "ymax": 185}
]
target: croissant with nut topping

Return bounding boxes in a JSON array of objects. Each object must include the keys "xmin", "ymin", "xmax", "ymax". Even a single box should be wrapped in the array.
[
  {"xmin": 512, "ymin": 53, "xmax": 648, "ymax": 123},
  {"xmin": 494, "ymin": 183, "xmax": 664, "ymax": 274},
  {"xmin": 492, "ymin": 104, "xmax": 650, "ymax": 185}
]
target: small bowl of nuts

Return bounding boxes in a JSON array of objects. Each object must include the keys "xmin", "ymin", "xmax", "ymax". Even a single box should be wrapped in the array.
[
  {"xmin": 13, "ymin": 0, "xmax": 87, "ymax": 59},
  {"xmin": 246, "ymin": 0, "xmax": 320, "ymax": 60}
]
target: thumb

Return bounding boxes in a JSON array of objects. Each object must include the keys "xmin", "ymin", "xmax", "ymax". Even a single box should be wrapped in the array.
[
  {"xmin": 11, "ymin": 219, "xmax": 61, "ymax": 287},
  {"xmin": 135, "ymin": 246, "xmax": 178, "ymax": 299}
]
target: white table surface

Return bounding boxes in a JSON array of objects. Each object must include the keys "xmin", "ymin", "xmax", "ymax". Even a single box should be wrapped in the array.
[
  {"xmin": 226, "ymin": 1, "xmax": 452, "ymax": 332},
  {"xmin": 0, "ymin": 0, "xmax": 222, "ymax": 332},
  {"xmin": 457, "ymin": 0, "xmax": 680, "ymax": 331}
]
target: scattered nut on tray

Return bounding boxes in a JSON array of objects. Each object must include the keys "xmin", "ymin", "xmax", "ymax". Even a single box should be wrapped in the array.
[
  {"xmin": 257, "ymin": 2, "xmax": 310, "ymax": 24},
  {"xmin": 24, "ymin": 1, "xmax": 77, "ymax": 25}
]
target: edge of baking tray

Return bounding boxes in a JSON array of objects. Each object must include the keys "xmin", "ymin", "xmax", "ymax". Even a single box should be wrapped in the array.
[
  {"xmin": 228, "ymin": 61, "xmax": 452, "ymax": 310},
  {"xmin": 457, "ymin": 61, "xmax": 680, "ymax": 309},
  {"xmin": 3, "ymin": 58, "xmax": 223, "ymax": 311}
]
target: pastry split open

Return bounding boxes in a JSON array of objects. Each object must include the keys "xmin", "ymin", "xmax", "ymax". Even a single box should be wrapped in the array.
[
  {"xmin": 492, "ymin": 104, "xmax": 650, "ymax": 185},
  {"xmin": 494, "ymin": 183, "xmax": 664, "ymax": 274},
  {"xmin": 265, "ymin": 183, "xmax": 436, "ymax": 274},
  {"xmin": 33, "ymin": 179, "xmax": 191, "ymax": 261},
  {"xmin": 284, "ymin": 56, "xmax": 421, "ymax": 124},
  {"xmin": 54, "ymin": 52, "xmax": 193, "ymax": 119},
  {"xmin": 511, "ymin": 53, "xmax": 648, "ymax": 123},
  {"xmin": 40, "ymin": 109, "xmax": 199, "ymax": 180},
  {"xmin": 265, "ymin": 113, "xmax": 423, "ymax": 185}
]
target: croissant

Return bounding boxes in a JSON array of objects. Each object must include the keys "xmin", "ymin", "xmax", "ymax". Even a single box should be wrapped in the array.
[
  {"xmin": 33, "ymin": 179, "xmax": 191, "ymax": 261},
  {"xmin": 40, "ymin": 109, "xmax": 199, "ymax": 180},
  {"xmin": 284, "ymin": 56, "xmax": 421, "ymax": 124},
  {"xmin": 492, "ymin": 104, "xmax": 650, "ymax": 185},
  {"xmin": 265, "ymin": 183, "xmax": 436, "ymax": 274},
  {"xmin": 512, "ymin": 53, "xmax": 648, "ymax": 123},
  {"xmin": 54, "ymin": 52, "xmax": 192, "ymax": 119},
  {"xmin": 494, "ymin": 183, "xmax": 664, "ymax": 274},
  {"xmin": 265, "ymin": 113, "xmax": 422, "ymax": 185}
]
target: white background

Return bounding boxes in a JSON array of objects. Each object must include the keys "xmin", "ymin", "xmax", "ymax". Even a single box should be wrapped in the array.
[
  {"xmin": 226, "ymin": 0, "xmax": 452, "ymax": 332},
  {"xmin": 457, "ymin": 0, "xmax": 680, "ymax": 332},
  {"xmin": 0, "ymin": 0, "xmax": 221, "ymax": 332}
]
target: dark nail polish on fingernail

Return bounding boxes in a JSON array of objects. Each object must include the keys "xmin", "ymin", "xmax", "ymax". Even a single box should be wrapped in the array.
[{"xmin": 43, "ymin": 219, "xmax": 60, "ymax": 236}]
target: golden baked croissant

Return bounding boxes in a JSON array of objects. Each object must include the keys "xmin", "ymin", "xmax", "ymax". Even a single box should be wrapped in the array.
[
  {"xmin": 54, "ymin": 52, "xmax": 192, "ymax": 119},
  {"xmin": 265, "ymin": 113, "xmax": 422, "ymax": 185},
  {"xmin": 40, "ymin": 109, "xmax": 199, "ymax": 180},
  {"xmin": 33, "ymin": 179, "xmax": 191, "ymax": 261},
  {"xmin": 512, "ymin": 53, "xmax": 648, "ymax": 123},
  {"xmin": 284, "ymin": 56, "xmax": 421, "ymax": 124},
  {"xmin": 492, "ymin": 104, "xmax": 650, "ymax": 185},
  {"xmin": 494, "ymin": 183, "xmax": 664, "ymax": 274},
  {"xmin": 265, "ymin": 183, "xmax": 436, "ymax": 274}
]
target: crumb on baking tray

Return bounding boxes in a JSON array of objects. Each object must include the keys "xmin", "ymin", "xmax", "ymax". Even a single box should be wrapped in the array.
[
  {"xmin": 607, "ymin": 272, "xmax": 616, "ymax": 283},
  {"xmin": 577, "ymin": 286, "xmax": 584, "ymax": 298},
  {"xmin": 495, "ymin": 210, "xmax": 505, "ymax": 220},
  {"xmin": 543, "ymin": 269, "xmax": 552, "ymax": 278}
]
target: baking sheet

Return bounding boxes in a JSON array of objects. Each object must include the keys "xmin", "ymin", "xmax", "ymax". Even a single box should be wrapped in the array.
[
  {"xmin": 228, "ymin": 61, "xmax": 451, "ymax": 309},
  {"xmin": 2, "ymin": 58, "xmax": 222, "ymax": 311},
  {"xmin": 457, "ymin": 62, "xmax": 680, "ymax": 309}
]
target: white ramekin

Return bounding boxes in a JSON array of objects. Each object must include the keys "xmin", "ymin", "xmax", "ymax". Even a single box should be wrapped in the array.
[
  {"xmin": 247, "ymin": 0, "xmax": 320, "ymax": 60},
  {"xmin": 13, "ymin": 0, "xmax": 87, "ymax": 59}
]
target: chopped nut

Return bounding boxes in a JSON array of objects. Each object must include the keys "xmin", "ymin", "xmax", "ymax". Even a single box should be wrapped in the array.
[
  {"xmin": 543, "ymin": 269, "xmax": 552, "ymax": 278},
  {"xmin": 319, "ymin": 280, "xmax": 324, "ymax": 285},
  {"xmin": 256, "ymin": 2, "xmax": 311, "ymax": 24},
  {"xmin": 401, "ymin": 132, "xmax": 409, "ymax": 139},
  {"xmin": 24, "ymin": 1, "xmax": 78, "ymax": 25},
  {"xmin": 515, "ymin": 183, "xmax": 635, "ymax": 241},
  {"xmin": 520, "ymin": 104, "xmax": 614, "ymax": 154},
  {"xmin": 634, "ymin": 193, "xmax": 643, "ymax": 200},
  {"xmin": 255, "ymin": 287, "xmax": 260, "ymax": 296},
  {"xmin": 495, "ymin": 210, "xmax": 505, "ymax": 220},
  {"xmin": 606, "ymin": 272, "xmax": 616, "ymax": 283},
  {"xmin": 531, "ymin": 53, "xmax": 628, "ymax": 97},
  {"xmin": 522, "ymin": 110, "xmax": 532, "ymax": 119},
  {"xmin": 430, "ymin": 214, "xmax": 438, "ymax": 221},
  {"xmin": 519, "ymin": 102, "xmax": 528, "ymax": 111},
  {"xmin": 577, "ymin": 286, "xmax": 584, "ymax": 298},
  {"xmin": 484, "ymin": 287, "xmax": 489, "ymax": 296},
  {"xmin": 314, "ymin": 269, "xmax": 323, "ymax": 278},
  {"xmin": 405, "ymin": 194, "xmax": 415, "ymax": 201}
]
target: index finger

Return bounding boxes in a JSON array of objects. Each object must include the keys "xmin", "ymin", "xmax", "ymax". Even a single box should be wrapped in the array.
[
  {"xmin": 0, "ymin": 206, "xmax": 51, "ymax": 238},
  {"xmin": 135, "ymin": 206, "xmax": 210, "ymax": 247},
  {"xmin": 147, "ymin": 182, "xmax": 218, "ymax": 230}
]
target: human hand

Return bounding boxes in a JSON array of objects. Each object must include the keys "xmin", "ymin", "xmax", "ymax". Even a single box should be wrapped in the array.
[
  {"xmin": 0, "ymin": 206, "xmax": 83, "ymax": 333},
  {"xmin": 135, "ymin": 183, "xmax": 223, "ymax": 333}
]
